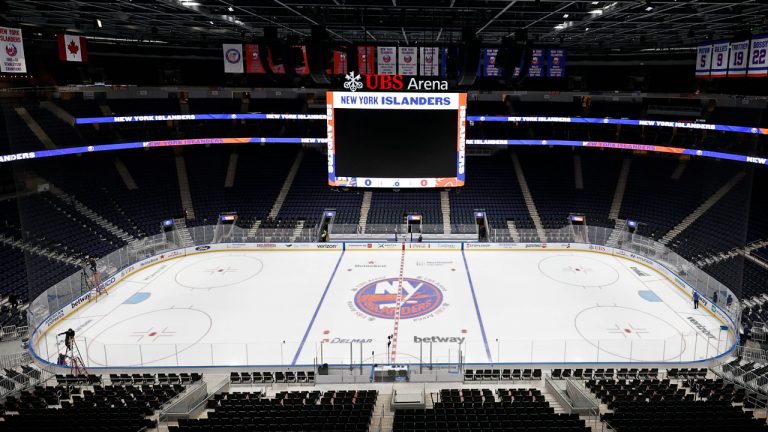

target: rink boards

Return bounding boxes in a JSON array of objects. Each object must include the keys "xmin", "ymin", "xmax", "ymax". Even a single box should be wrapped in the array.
[{"xmin": 31, "ymin": 242, "xmax": 738, "ymax": 369}]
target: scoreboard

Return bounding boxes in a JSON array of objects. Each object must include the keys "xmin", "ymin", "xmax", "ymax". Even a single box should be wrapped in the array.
[{"xmin": 326, "ymin": 91, "xmax": 466, "ymax": 188}]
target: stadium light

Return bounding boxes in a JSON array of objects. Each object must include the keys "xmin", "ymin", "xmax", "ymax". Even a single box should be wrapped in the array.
[{"xmin": 96, "ymin": 19, "xmax": 102, "ymax": 28}]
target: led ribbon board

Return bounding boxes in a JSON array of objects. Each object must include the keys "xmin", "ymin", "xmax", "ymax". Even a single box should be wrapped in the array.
[
  {"xmin": 74, "ymin": 112, "xmax": 767, "ymax": 135},
  {"xmin": 1, "ymin": 137, "xmax": 766, "ymax": 168},
  {"xmin": 75, "ymin": 113, "xmax": 326, "ymax": 124}
]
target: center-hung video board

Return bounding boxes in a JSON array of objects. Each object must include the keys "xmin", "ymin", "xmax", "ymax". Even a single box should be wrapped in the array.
[{"xmin": 326, "ymin": 91, "xmax": 466, "ymax": 188}]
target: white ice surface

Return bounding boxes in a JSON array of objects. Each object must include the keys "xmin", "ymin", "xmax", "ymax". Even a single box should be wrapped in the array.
[{"xmin": 39, "ymin": 249, "xmax": 733, "ymax": 368}]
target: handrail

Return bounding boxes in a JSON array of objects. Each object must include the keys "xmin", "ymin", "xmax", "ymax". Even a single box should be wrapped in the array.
[
  {"xmin": 157, "ymin": 379, "xmax": 209, "ymax": 422},
  {"xmin": 565, "ymin": 378, "xmax": 600, "ymax": 410}
]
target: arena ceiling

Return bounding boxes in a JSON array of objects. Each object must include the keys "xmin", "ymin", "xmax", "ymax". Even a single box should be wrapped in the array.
[{"xmin": 3, "ymin": 0, "xmax": 768, "ymax": 50}]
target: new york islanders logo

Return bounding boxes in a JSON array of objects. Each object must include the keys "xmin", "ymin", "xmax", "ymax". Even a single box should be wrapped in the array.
[
  {"xmin": 5, "ymin": 43, "xmax": 18, "ymax": 57},
  {"xmin": 354, "ymin": 277, "xmax": 443, "ymax": 319}
]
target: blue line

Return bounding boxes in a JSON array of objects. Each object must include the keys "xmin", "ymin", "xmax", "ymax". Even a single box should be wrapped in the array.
[
  {"xmin": 461, "ymin": 249, "xmax": 492, "ymax": 362},
  {"xmin": 291, "ymin": 250, "xmax": 345, "ymax": 365}
]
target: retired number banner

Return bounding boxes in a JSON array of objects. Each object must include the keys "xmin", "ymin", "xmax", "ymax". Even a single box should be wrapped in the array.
[
  {"xmin": 709, "ymin": 41, "xmax": 729, "ymax": 78},
  {"xmin": 695, "ymin": 43, "xmax": 712, "ymax": 78},
  {"xmin": 747, "ymin": 34, "xmax": 768, "ymax": 77},
  {"xmin": 727, "ymin": 40, "xmax": 750, "ymax": 77}
]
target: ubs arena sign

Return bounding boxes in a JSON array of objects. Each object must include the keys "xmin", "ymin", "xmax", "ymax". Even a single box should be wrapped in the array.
[{"xmin": 343, "ymin": 71, "xmax": 449, "ymax": 92}]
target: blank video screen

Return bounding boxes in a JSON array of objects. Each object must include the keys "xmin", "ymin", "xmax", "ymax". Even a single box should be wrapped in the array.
[{"xmin": 333, "ymin": 108, "xmax": 458, "ymax": 179}]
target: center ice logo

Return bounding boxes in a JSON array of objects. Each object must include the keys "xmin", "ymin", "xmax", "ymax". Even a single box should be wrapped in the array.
[{"xmin": 354, "ymin": 278, "xmax": 443, "ymax": 319}]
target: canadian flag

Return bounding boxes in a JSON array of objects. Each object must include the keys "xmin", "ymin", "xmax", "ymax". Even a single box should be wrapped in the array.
[{"xmin": 57, "ymin": 34, "xmax": 87, "ymax": 63}]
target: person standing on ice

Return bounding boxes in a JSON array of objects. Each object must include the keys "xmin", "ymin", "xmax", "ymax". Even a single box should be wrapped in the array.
[{"xmin": 693, "ymin": 292, "xmax": 700, "ymax": 309}]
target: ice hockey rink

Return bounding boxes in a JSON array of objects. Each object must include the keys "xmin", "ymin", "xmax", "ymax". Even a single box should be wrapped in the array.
[{"xmin": 33, "ymin": 243, "xmax": 737, "ymax": 368}]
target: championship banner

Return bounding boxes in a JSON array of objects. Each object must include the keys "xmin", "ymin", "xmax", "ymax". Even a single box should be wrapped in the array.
[
  {"xmin": 269, "ymin": 52, "xmax": 286, "ymax": 74},
  {"xmin": 727, "ymin": 40, "xmax": 750, "ymax": 77},
  {"xmin": 244, "ymin": 44, "xmax": 264, "ymax": 73},
  {"xmin": 294, "ymin": 45, "xmax": 309, "ymax": 75},
  {"xmin": 244, "ymin": 44, "xmax": 294, "ymax": 74},
  {"xmin": 0, "ymin": 26, "xmax": 26, "ymax": 73},
  {"xmin": 747, "ymin": 34, "xmax": 768, "ymax": 77},
  {"xmin": 528, "ymin": 49, "xmax": 544, "ymax": 77},
  {"xmin": 398, "ymin": 47, "xmax": 417, "ymax": 75},
  {"xmin": 481, "ymin": 48, "xmax": 500, "ymax": 77},
  {"xmin": 357, "ymin": 46, "xmax": 375, "ymax": 74},
  {"xmin": 695, "ymin": 44, "xmax": 712, "ymax": 78},
  {"xmin": 222, "ymin": 43, "xmax": 243, "ymax": 73},
  {"xmin": 333, "ymin": 50, "xmax": 348, "ymax": 75},
  {"xmin": 57, "ymin": 34, "xmax": 87, "ymax": 63},
  {"xmin": 419, "ymin": 47, "xmax": 439, "ymax": 76},
  {"xmin": 709, "ymin": 41, "xmax": 729, "ymax": 78},
  {"xmin": 377, "ymin": 46, "xmax": 397, "ymax": 75},
  {"xmin": 508, "ymin": 54, "xmax": 523, "ymax": 78},
  {"xmin": 547, "ymin": 49, "xmax": 566, "ymax": 78}
]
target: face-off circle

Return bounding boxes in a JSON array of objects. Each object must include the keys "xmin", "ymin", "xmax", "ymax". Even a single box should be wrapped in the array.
[
  {"xmin": 354, "ymin": 277, "xmax": 443, "ymax": 319},
  {"xmin": 538, "ymin": 255, "xmax": 620, "ymax": 287},
  {"xmin": 174, "ymin": 255, "xmax": 263, "ymax": 289},
  {"xmin": 86, "ymin": 308, "xmax": 212, "ymax": 366},
  {"xmin": 574, "ymin": 305, "xmax": 686, "ymax": 361}
]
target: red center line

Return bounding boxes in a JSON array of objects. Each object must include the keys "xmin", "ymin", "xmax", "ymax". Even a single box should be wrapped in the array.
[{"xmin": 390, "ymin": 242, "xmax": 406, "ymax": 364}]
